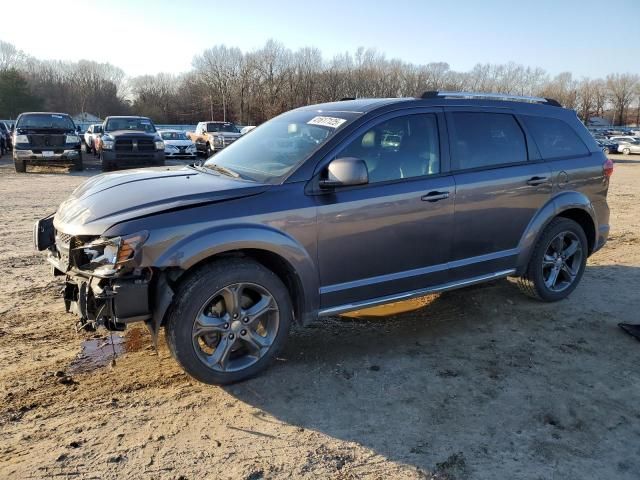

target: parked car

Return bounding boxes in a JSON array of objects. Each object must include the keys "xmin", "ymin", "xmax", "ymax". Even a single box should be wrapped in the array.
[
  {"xmin": 33, "ymin": 91, "xmax": 611, "ymax": 384},
  {"xmin": 159, "ymin": 130, "xmax": 198, "ymax": 159},
  {"xmin": 84, "ymin": 123, "xmax": 103, "ymax": 155},
  {"xmin": 188, "ymin": 121, "xmax": 241, "ymax": 157},
  {"xmin": 13, "ymin": 112, "xmax": 82, "ymax": 172},
  {"xmin": 616, "ymin": 138, "xmax": 640, "ymax": 155},
  {"xmin": 608, "ymin": 135, "xmax": 637, "ymax": 143},
  {"xmin": 99, "ymin": 116, "xmax": 165, "ymax": 171},
  {"xmin": 596, "ymin": 138, "xmax": 617, "ymax": 154},
  {"xmin": 0, "ymin": 121, "xmax": 12, "ymax": 154}
]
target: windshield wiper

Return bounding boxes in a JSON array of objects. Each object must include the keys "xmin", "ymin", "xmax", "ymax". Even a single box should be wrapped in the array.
[{"xmin": 205, "ymin": 163, "xmax": 241, "ymax": 178}]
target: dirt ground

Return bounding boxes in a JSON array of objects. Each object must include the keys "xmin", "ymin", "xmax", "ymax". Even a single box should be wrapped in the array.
[{"xmin": 0, "ymin": 152, "xmax": 639, "ymax": 480}]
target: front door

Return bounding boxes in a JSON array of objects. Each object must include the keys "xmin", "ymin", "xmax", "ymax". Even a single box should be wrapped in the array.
[{"xmin": 315, "ymin": 111, "xmax": 455, "ymax": 310}]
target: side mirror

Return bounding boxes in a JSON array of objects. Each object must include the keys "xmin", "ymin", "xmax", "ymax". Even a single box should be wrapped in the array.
[{"xmin": 319, "ymin": 157, "xmax": 369, "ymax": 188}]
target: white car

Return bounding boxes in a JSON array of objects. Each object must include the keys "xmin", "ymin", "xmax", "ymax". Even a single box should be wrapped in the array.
[
  {"xmin": 615, "ymin": 138, "xmax": 640, "ymax": 155},
  {"xmin": 84, "ymin": 123, "xmax": 103, "ymax": 154},
  {"xmin": 159, "ymin": 130, "xmax": 197, "ymax": 159}
]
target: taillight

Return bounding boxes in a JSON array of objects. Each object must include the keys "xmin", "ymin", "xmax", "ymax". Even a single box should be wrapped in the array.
[{"xmin": 603, "ymin": 158, "xmax": 614, "ymax": 178}]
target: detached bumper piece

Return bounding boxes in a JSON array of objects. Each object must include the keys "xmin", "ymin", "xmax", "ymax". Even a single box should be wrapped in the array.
[{"xmin": 64, "ymin": 276, "xmax": 152, "ymax": 331}]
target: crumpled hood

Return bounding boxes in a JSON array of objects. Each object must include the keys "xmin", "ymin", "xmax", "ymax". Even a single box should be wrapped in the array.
[{"xmin": 54, "ymin": 167, "xmax": 269, "ymax": 236}]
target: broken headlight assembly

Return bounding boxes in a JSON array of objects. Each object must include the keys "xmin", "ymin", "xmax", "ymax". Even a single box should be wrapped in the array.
[{"xmin": 79, "ymin": 231, "xmax": 148, "ymax": 276}]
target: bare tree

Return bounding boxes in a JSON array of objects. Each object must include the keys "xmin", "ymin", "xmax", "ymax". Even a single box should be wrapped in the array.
[{"xmin": 607, "ymin": 73, "xmax": 640, "ymax": 125}]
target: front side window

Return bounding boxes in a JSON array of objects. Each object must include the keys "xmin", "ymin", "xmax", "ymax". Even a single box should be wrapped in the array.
[
  {"xmin": 338, "ymin": 114, "xmax": 440, "ymax": 183},
  {"xmin": 523, "ymin": 116, "xmax": 589, "ymax": 159},
  {"xmin": 449, "ymin": 112, "xmax": 527, "ymax": 170}
]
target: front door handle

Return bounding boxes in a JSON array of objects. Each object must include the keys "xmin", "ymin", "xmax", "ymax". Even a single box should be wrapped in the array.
[
  {"xmin": 526, "ymin": 176, "xmax": 548, "ymax": 186},
  {"xmin": 421, "ymin": 191, "xmax": 450, "ymax": 202}
]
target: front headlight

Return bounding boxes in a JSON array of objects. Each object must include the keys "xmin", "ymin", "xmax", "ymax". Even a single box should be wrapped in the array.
[
  {"xmin": 81, "ymin": 231, "xmax": 148, "ymax": 276},
  {"xmin": 102, "ymin": 136, "xmax": 114, "ymax": 150},
  {"xmin": 165, "ymin": 144, "xmax": 178, "ymax": 151},
  {"xmin": 65, "ymin": 135, "xmax": 80, "ymax": 143},
  {"xmin": 155, "ymin": 140, "xmax": 165, "ymax": 150},
  {"xmin": 15, "ymin": 134, "xmax": 28, "ymax": 144}
]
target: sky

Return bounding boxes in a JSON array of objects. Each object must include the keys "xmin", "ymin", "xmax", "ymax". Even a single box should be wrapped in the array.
[{"xmin": 2, "ymin": 0, "xmax": 639, "ymax": 79}]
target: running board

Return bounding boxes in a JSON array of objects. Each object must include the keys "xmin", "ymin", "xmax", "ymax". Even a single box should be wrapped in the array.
[{"xmin": 318, "ymin": 269, "xmax": 516, "ymax": 317}]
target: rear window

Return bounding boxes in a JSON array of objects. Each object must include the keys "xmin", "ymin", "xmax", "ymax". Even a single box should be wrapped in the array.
[
  {"xmin": 522, "ymin": 116, "xmax": 589, "ymax": 159},
  {"xmin": 449, "ymin": 112, "xmax": 527, "ymax": 170},
  {"xmin": 17, "ymin": 114, "xmax": 75, "ymax": 130}
]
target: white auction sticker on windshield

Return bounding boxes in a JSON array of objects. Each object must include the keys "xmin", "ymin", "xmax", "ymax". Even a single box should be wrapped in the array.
[{"xmin": 307, "ymin": 116, "xmax": 347, "ymax": 129}]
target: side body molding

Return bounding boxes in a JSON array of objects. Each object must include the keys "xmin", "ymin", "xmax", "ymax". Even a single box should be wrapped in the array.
[
  {"xmin": 153, "ymin": 224, "xmax": 320, "ymax": 324},
  {"xmin": 515, "ymin": 191, "xmax": 596, "ymax": 274}
]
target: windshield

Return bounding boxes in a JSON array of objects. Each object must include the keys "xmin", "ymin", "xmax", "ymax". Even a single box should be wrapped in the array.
[
  {"xmin": 105, "ymin": 117, "xmax": 156, "ymax": 133},
  {"xmin": 207, "ymin": 122, "xmax": 239, "ymax": 133},
  {"xmin": 17, "ymin": 114, "xmax": 75, "ymax": 130},
  {"xmin": 203, "ymin": 110, "xmax": 360, "ymax": 182},
  {"xmin": 161, "ymin": 131, "xmax": 189, "ymax": 140}
]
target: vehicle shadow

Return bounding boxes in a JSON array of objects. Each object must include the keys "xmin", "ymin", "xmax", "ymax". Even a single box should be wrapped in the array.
[{"xmin": 222, "ymin": 264, "xmax": 640, "ymax": 478}]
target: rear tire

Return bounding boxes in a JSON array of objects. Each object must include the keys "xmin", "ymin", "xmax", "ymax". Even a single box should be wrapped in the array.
[
  {"xmin": 14, "ymin": 158, "xmax": 26, "ymax": 173},
  {"xmin": 622, "ymin": 148, "xmax": 630, "ymax": 155},
  {"xmin": 517, "ymin": 218, "xmax": 588, "ymax": 302},
  {"xmin": 165, "ymin": 258, "xmax": 292, "ymax": 385}
]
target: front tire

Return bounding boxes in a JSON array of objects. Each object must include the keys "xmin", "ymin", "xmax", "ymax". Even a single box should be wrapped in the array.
[
  {"xmin": 165, "ymin": 259, "xmax": 292, "ymax": 385},
  {"xmin": 622, "ymin": 148, "xmax": 630, "ymax": 155},
  {"xmin": 517, "ymin": 218, "xmax": 588, "ymax": 302}
]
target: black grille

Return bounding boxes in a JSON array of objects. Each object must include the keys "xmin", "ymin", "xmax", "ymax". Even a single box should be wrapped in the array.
[
  {"xmin": 28, "ymin": 134, "xmax": 65, "ymax": 147},
  {"xmin": 115, "ymin": 139, "xmax": 133, "ymax": 151},
  {"xmin": 138, "ymin": 139, "xmax": 155, "ymax": 152},
  {"xmin": 114, "ymin": 138, "xmax": 155, "ymax": 152}
]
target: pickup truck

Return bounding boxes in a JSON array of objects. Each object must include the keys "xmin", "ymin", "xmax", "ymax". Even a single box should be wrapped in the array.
[
  {"xmin": 84, "ymin": 123, "xmax": 103, "ymax": 155},
  {"xmin": 188, "ymin": 121, "xmax": 241, "ymax": 157},
  {"xmin": 99, "ymin": 116, "xmax": 165, "ymax": 171},
  {"xmin": 12, "ymin": 112, "xmax": 82, "ymax": 172}
]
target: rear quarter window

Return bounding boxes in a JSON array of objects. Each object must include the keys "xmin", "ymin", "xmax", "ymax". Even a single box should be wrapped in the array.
[{"xmin": 522, "ymin": 116, "xmax": 589, "ymax": 159}]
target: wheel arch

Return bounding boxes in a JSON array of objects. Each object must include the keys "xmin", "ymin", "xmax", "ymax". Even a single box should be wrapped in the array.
[
  {"xmin": 154, "ymin": 225, "xmax": 319, "ymax": 327},
  {"xmin": 516, "ymin": 191, "xmax": 597, "ymax": 275}
]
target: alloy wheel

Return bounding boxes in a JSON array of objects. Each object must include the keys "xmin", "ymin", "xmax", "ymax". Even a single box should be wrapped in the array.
[
  {"xmin": 191, "ymin": 282, "xmax": 279, "ymax": 372},
  {"xmin": 542, "ymin": 231, "xmax": 583, "ymax": 292}
]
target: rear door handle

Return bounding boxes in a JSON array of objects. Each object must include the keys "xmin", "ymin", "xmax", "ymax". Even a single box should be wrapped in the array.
[
  {"xmin": 526, "ymin": 176, "xmax": 548, "ymax": 186},
  {"xmin": 421, "ymin": 191, "xmax": 450, "ymax": 202}
]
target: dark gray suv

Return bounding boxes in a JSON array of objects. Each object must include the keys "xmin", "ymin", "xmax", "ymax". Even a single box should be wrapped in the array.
[{"xmin": 34, "ymin": 91, "xmax": 612, "ymax": 384}]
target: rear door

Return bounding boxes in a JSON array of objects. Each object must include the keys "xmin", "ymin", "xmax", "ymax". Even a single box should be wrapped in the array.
[
  {"xmin": 446, "ymin": 109, "xmax": 552, "ymax": 280},
  {"xmin": 315, "ymin": 109, "xmax": 455, "ymax": 310}
]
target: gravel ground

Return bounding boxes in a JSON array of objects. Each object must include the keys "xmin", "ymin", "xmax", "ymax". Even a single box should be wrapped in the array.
[{"xmin": 0, "ymin": 152, "xmax": 639, "ymax": 480}]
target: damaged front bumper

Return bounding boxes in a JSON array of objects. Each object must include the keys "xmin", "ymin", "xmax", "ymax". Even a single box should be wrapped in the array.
[{"xmin": 33, "ymin": 214, "xmax": 171, "ymax": 333}]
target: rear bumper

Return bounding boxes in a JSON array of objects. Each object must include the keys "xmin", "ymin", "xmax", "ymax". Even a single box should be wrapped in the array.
[{"xmin": 14, "ymin": 148, "xmax": 80, "ymax": 163}]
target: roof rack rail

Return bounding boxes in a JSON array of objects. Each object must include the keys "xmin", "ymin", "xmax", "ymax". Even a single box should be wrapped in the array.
[
  {"xmin": 420, "ymin": 91, "xmax": 562, "ymax": 107},
  {"xmin": 339, "ymin": 97, "xmax": 356, "ymax": 101}
]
